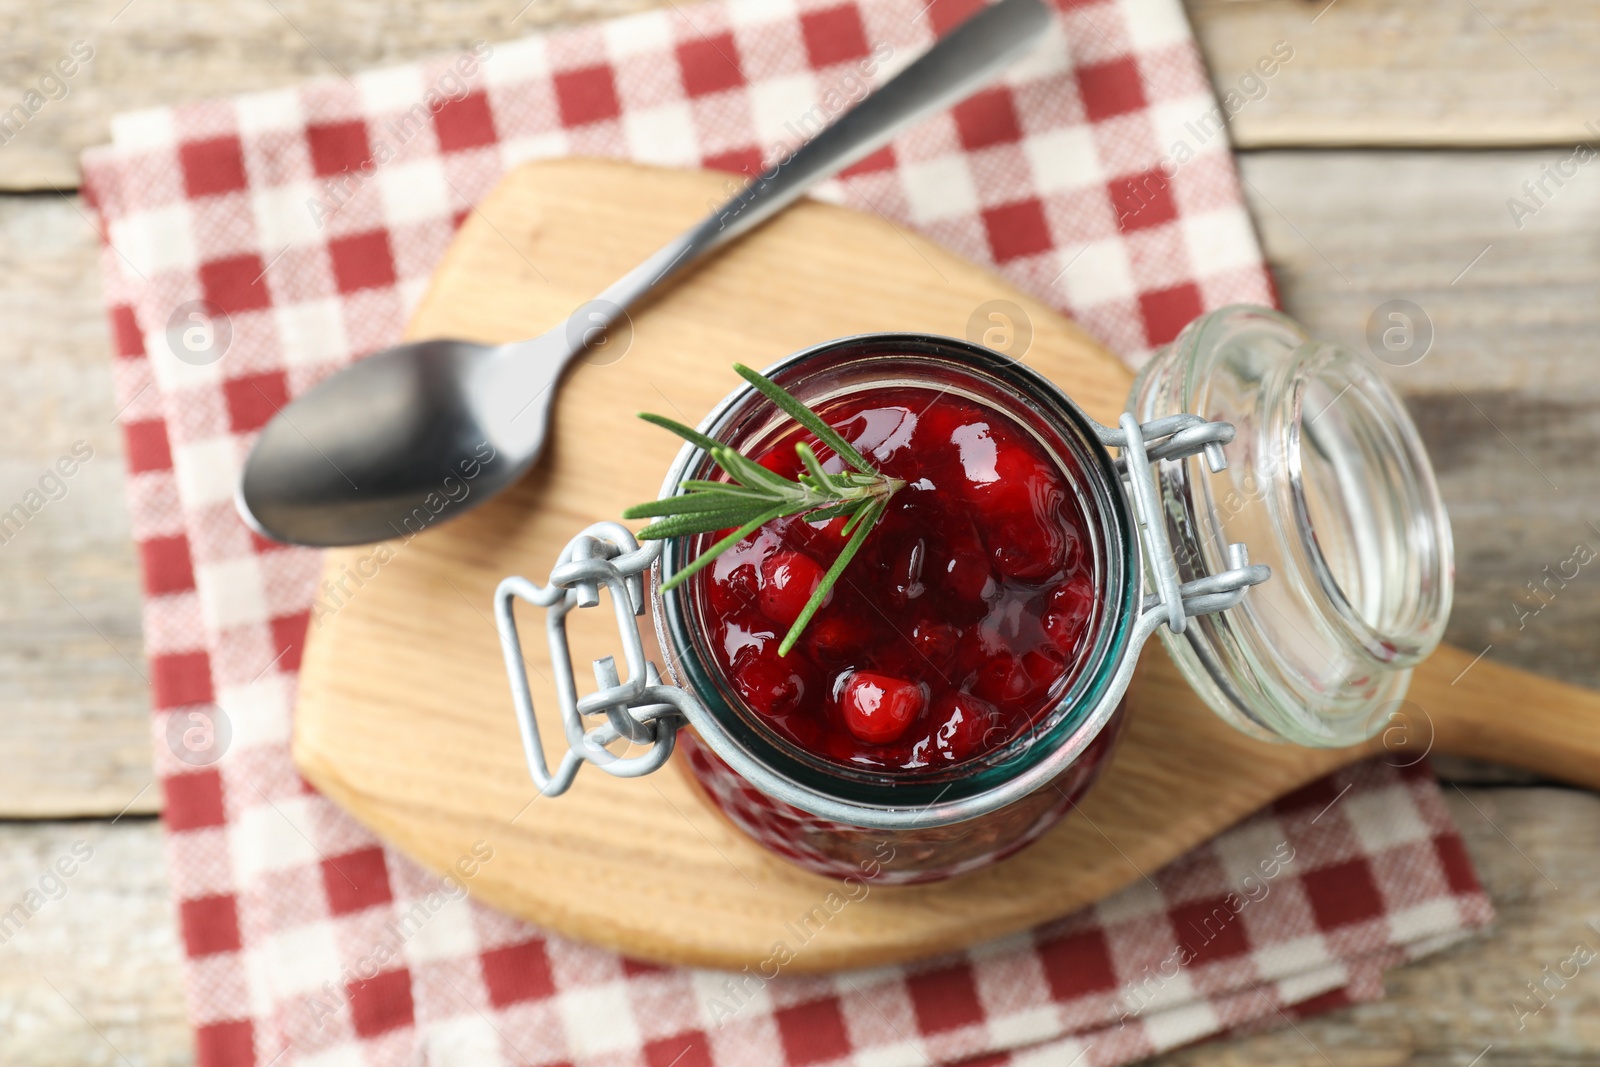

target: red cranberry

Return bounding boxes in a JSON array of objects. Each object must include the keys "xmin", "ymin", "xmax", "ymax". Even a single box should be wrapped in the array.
[
  {"xmin": 991, "ymin": 514, "xmax": 1069, "ymax": 580},
  {"xmin": 908, "ymin": 400, "xmax": 981, "ymax": 458},
  {"xmin": 830, "ymin": 406, "xmax": 916, "ymax": 468},
  {"xmin": 759, "ymin": 551, "xmax": 828, "ymax": 627},
  {"xmin": 922, "ymin": 515, "xmax": 994, "ymax": 609},
  {"xmin": 1022, "ymin": 646, "xmax": 1068, "ymax": 695},
  {"xmin": 806, "ymin": 614, "xmax": 872, "ymax": 667},
  {"xmin": 708, "ymin": 530, "xmax": 777, "ymax": 614},
  {"xmin": 709, "ymin": 559, "xmax": 759, "ymax": 615},
  {"xmin": 972, "ymin": 650, "xmax": 1032, "ymax": 706},
  {"xmin": 910, "ymin": 620, "xmax": 959, "ymax": 668},
  {"xmin": 732, "ymin": 654, "xmax": 809, "ymax": 717},
  {"xmin": 719, "ymin": 612, "xmax": 775, "ymax": 668},
  {"xmin": 841, "ymin": 671, "xmax": 926, "ymax": 744},
  {"xmin": 911, "ymin": 692, "xmax": 1004, "ymax": 765},
  {"xmin": 1050, "ymin": 572, "xmax": 1095, "ymax": 619}
]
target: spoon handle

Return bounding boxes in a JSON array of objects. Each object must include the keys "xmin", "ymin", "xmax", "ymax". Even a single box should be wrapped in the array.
[{"xmin": 591, "ymin": 0, "xmax": 1053, "ymax": 317}]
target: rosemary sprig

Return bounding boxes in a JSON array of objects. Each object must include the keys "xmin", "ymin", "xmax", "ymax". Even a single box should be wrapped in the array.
[{"xmin": 623, "ymin": 363, "xmax": 905, "ymax": 655}]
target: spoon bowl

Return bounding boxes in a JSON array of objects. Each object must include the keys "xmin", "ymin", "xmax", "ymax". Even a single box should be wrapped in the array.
[{"xmin": 239, "ymin": 331, "xmax": 570, "ymax": 546}]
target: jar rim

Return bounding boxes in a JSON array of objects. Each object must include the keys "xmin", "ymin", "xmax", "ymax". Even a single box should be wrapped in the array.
[
  {"xmin": 1277, "ymin": 340, "xmax": 1454, "ymax": 667},
  {"xmin": 649, "ymin": 333, "xmax": 1141, "ymax": 829}
]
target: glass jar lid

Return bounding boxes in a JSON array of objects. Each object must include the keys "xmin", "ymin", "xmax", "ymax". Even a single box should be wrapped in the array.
[{"xmin": 1130, "ymin": 306, "xmax": 1454, "ymax": 747}]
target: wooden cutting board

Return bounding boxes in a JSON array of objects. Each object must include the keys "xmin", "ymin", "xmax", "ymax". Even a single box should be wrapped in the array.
[{"xmin": 293, "ymin": 158, "xmax": 1600, "ymax": 972}]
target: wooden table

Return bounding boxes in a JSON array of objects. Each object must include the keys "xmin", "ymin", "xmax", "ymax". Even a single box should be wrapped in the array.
[{"xmin": 4, "ymin": 0, "xmax": 1598, "ymax": 1062}]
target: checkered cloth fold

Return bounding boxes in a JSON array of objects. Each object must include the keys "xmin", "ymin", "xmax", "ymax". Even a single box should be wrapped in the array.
[{"xmin": 80, "ymin": 0, "xmax": 1493, "ymax": 1063}]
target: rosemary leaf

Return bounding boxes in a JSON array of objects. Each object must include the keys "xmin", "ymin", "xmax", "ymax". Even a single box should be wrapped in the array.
[
  {"xmin": 623, "ymin": 493, "xmax": 767, "ymax": 519},
  {"xmin": 838, "ymin": 499, "xmax": 876, "ymax": 538},
  {"xmin": 711, "ymin": 445, "xmax": 794, "ymax": 494},
  {"xmin": 794, "ymin": 441, "xmax": 835, "ymax": 488},
  {"xmin": 635, "ymin": 511, "xmax": 767, "ymax": 540},
  {"xmin": 733, "ymin": 363, "xmax": 877, "ymax": 475},
  {"xmin": 800, "ymin": 501, "xmax": 857, "ymax": 523},
  {"xmin": 638, "ymin": 412, "xmax": 721, "ymax": 453},
  {"xmin": 676, "ymin": 479, "xmax": 775, "ymax": 496}
]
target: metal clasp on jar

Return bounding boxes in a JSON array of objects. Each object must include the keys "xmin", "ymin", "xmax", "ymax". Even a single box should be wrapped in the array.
[
  {"xmin": 1097, "ymin": 413, "xmax": 1270, "ymax": 635},
  {"xmin": 494, "ymin": 521, "xmax": 695, "ymax": 796}
]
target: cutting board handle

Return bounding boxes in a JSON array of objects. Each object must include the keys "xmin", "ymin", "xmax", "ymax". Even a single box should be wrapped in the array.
[{"xmin": 1416, "ymin": 644, "xmax": 1600, "ymax": 789}]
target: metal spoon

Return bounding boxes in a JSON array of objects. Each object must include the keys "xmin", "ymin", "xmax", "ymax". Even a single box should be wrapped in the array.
[{"xmin": 238, "ymin": 0, "xmax": 1053, "ymax": 546}]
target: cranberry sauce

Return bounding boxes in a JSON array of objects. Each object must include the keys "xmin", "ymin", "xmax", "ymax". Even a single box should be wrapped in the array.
[{"xmin": 695, "ymin": 385, "xmax": 1098, "ymax": 774}]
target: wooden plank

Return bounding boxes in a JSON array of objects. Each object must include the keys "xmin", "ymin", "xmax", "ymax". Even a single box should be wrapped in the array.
[
  {"xmin": 0, "ymin": 195, "xmax": 156, "ymax": 818},
  {"xmin": 1188, "ymin": 0, "xmax": 1594, "ymax": 148},
  {"xmin": 0, "ymin": 819, "xmax": 191, "ymax": 1067},
  {"xmin": 3, "ymin": 0, "xmax": 1600, "ymax": 190}
]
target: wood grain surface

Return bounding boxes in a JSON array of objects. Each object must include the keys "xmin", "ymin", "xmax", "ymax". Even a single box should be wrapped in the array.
[
  {"xmin": 2, "ymin": 0, "xmax": 1599, "ymax": 190},
  {"xmin": 4, "ymin": 0, "xmax": 1600, "ymax": 1062},
  {"xmin": 0, "ymin": 819, "xmax": 189, "ymax": 1067},
  {"xmin": 0, "ymin": 196, "xmax": 155, "ymax": 817},
  {"xmin": 290, "ymin": 158, "xmax": 1600, "ymax": 971}
]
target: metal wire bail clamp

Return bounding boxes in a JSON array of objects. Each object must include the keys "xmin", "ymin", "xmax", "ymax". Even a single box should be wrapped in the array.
[
  {"xmin": 494, "ymin": 521, "xmax": 692, "ymax": 797},
  {"xmin": 1095, "ymin": 413, "xmax": 1271, "ymax": 634}
]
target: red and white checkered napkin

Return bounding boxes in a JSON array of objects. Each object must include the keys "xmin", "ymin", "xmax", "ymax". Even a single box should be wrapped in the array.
[{"xmin": 81, "ymin": 0, "xmax": 1493, "ymax": 1062}]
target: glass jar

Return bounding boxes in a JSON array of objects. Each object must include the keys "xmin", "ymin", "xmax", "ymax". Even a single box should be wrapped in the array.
[
  {"xmin": 654, "ymin": 335, "xmax": 1139, "ymax": 883},
  {"xmin": 493, "ymin": 306, "xmax": 1453, "ymax": 884}
]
